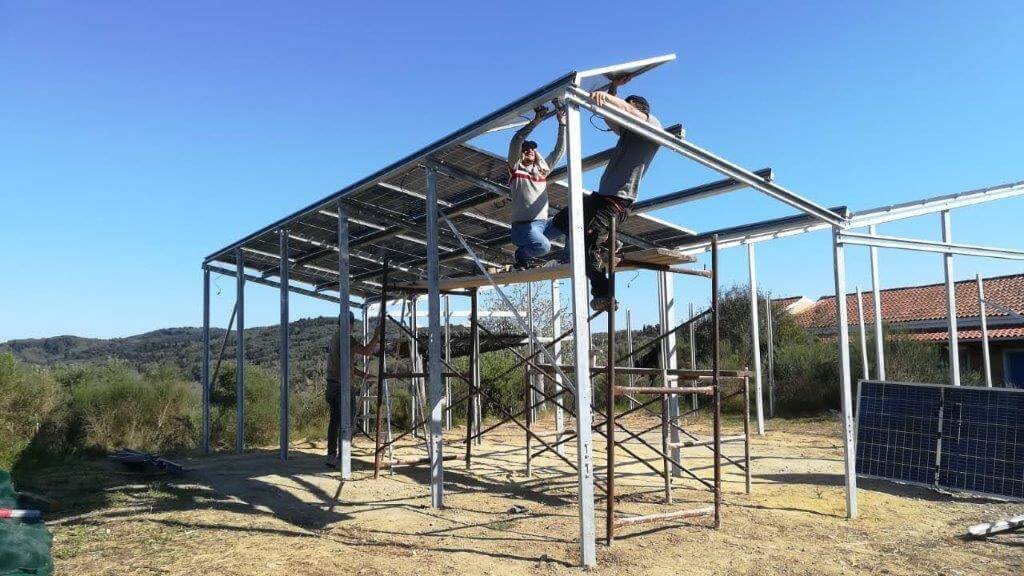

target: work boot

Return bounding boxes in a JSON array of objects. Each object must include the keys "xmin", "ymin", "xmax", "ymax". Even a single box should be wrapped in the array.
[
  {"xmin": 512, "ymin": 257, "xmax": 544, "ymax": 271},
  {"xmin": 325, "ymin": 455, "xmax": 339, "ymax": 468}
]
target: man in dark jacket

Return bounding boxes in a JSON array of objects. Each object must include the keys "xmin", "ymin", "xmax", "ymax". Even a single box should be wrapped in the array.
[{"xmin": 325, "ymin": 311, "xmax": 380, "ymax": 468}]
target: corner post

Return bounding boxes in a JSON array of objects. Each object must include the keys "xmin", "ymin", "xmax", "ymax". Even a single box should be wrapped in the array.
[
  {"xmin": 279, "ymin": 229, "xmax": 290, "ymax": 460},
  {"xmin": 941, "ymin": 211, "xmax": 960, "ymax": 386},
  {"xmin": 234, "ymin": 249, "xmax": 246, "ymax": 454},
  {"xmin": 832, "ymin": 228, "xmax": 858, "ymax": 518},
  {"xmin": 659, "ymin": 271, "xmax": 681, "ymax": 476},
  {"xmin": 338, "ymin": 202, "xmax": 353, "ymax": 478},
  {"xmin": 564, "ymin": 99, "xmax": 597, "ymax": 568},
  {"xmin": 202, "ymin": 268, "xmax": 211, "ymax": 454},
  {"xmin": 425, "ymin": 167, "xmax": 445, "ymax": 508},
  {"xmin": 868, "ymin": 225, "xmax": 886, "ymax": 379},
  {"xmin": 747, "ymin": 243, "xmax": 765, "ymax": 434}
]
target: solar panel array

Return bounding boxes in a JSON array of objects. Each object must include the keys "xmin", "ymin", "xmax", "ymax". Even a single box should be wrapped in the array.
[
  {"xmin": 856, "ymin": 380, "xmax": 1024, "ymax": 499},
  {"xmin": 208, "ymin": 142, "xmax": 695, "ymax": 297}
]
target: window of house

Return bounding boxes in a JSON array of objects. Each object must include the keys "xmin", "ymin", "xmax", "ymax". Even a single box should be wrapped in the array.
[{"xmin": 1004, "ymin": 349, "xmax": 1024, "ymax": 388}]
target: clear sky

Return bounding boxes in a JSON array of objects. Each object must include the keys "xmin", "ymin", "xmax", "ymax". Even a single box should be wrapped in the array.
[{"xmin": 2, "ymin": 1, "xmax": 1023, "ymax": 341}]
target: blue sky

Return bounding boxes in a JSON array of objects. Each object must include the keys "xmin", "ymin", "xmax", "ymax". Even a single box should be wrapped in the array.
[{"xmin": 2, "ymin": 1, "xmax": 1023, "ymax": 341}]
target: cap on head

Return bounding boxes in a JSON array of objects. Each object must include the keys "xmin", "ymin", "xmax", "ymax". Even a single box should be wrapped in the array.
[
  {"xmin": 521, "ymin": 140, "xmax": 538, "ymax": 152},
  {"xmin": 625, "ymin": 95, "xmax": 650, "ymax": 116}
]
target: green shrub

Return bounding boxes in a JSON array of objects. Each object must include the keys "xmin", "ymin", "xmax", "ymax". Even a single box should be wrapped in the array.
[
  {"xmin": 61, "ymin": 361, "xmax": 197, "ymax": 454},
  {"xmin": 0, "ymin": 353, "xmax": 67, "ymax": 469},
  {"xmin": 208, "ymin": 363, "xmax": 279, "ymax": 450}
]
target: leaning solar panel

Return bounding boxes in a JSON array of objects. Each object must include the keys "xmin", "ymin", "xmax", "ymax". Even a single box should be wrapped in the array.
[
  {"xmin": 938, "ymin": 386, "xmax": 1024, "ymax": 498},
  {"xmin": 856, "ymin": 381, "xmax": 941, "ymax": 486}
]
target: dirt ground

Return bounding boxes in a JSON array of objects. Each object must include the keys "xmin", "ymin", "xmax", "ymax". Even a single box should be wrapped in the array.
[{"xmin": 25, "ymin": 414, "xmax": 1024, "ymax": 575}]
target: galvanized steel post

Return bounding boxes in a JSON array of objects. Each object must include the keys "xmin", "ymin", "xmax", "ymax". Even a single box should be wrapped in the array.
[
  {"xmin": 235, "ymin": 249, "xmax": 246, "ymax": 454},
  {"xmin": 941, "ymin": 211, "xmax": 961, "ymax": 386},
  {"xmin": 279, "ymin": 229, "xmax": 290, "ymax": 460},
  {"xmin": 202, "ymin": 268, "xmax": 211, "ymax": 454},
  {"xmin": 977, "ymin": 274, "xmax": 993, "ymax": 387},
  {"xmin": 747, "ymin": 243, "xmax": 765, "ymax": 434},
  {"xmin": 868, "ymin": 225, "xmax": 886, "ymax": 380},
  {"xmin": 425, "ymin": 168, "xmax": 445, "ymax": 508},
  {"xmin": 338, "ymin": 203, "xmax": 353, "ymax": 478},
  {"xmin": 832, "ymin": 228, "xmax": 858, "ymax": 518}
]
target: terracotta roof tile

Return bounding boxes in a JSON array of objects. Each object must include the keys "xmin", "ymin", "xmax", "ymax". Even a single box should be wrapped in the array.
[
  {"xmin": 905, "ymin": 327, "xmax": 1024, "ymax": 342},
  {"xmin": 796, "ymin": 273, "xmax": 1024, "ymax": 329}
]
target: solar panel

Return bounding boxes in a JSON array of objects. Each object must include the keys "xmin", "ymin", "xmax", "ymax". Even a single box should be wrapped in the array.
[{"xmin": 856, "ymin": 380, "xmax": 1024, "ymax": 499}]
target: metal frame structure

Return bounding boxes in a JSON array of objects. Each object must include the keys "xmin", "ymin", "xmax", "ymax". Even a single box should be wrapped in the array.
[{"xmin": 199, "ymin": 54, "xmax": 1024, "ymax": 567}]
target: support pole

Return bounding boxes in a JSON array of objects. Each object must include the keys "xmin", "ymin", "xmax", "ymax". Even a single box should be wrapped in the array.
[
  {"xmin": 764, "ymin": 294, "xmax": 775, "ymax": 419},
  {"xmin": 977, "ymin": 274, "xmax": 992, "ymax": 387},
  {"xmin": 689, "ymin": 302, "xmax": 697, "ymax": 411},
  {"xmin": 373, "ymin": 263, "xmax": 390, "ymax": 478},
  {"xmin": 747, "ymin": 243, "xmax": 765, "ymax": 435},
  {"xmin": 657, "ymin": 273, "xmax": 673, "ymax": 499},
  {"xmin": 466, "ymin": 289, "xmax": 479, "ymax": 467},
  {"xmin": 659, "ymin": 271, "xmax": 681, "ymax": 477},
  {"xmin": 235, "ymin": 249, "xmax": 245, "ymax": 454},
  {"xmin": 425, "ymin": 167, "xmax": 445, "ymax": 508},
  {"xmin": 855, "ymin": 286, "xmax": 869, "ymax": 381},
  {"xmin": 832, "ymin": 228, "xmax": 858, "ymax": 518},
  {"xmin": 625, "ymin": 309, "xmax": 636, "ymax": 408},
  {"xmin": 551, "ymin": 280, "xmax": 565, "ymax": 456},
  {"xmin": 565, "ymin": 101, "xmax": 597, "ymax": 568},
  {"xmin": 942, "ymin": 211, "xmax": 961, "ymax": 386},
  {"xmin": 868, "ymin": 224, "xmax": 886, "ymax": 380},
  {"xmin": 338, "ymin": 203, "xmax": 353, "ymax": 478},
  {"xmin": 202, "ymin": 269, "xmax": 211, "ymax": 454},
  {"xmin": 279, "ymin": 229, "xmax": 290, "ymax": 460},
  {"xmin": 712, "ymin": 236, "xmax": 722, "ymax": 528},
  {"xmin": 605, "ymin": 217, "xmax": 617, "ymax": 545},
  {"xmin": 526, "ymin": 281, "xmax": 535, "ymax": 477},
  {"xmin": 444, "ymin": 295, "xmax": 452, "ymax": 430}
]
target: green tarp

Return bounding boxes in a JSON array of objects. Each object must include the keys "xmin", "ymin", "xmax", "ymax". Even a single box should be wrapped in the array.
[{"xmin": 0, "ymin": 470, "xmax": 53, "ymax": 576}]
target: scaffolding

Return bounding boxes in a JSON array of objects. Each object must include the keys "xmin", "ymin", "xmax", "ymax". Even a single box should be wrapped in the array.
[{"xmin": 199, "ymin": 54, "xmax": 1024, "ymax": 568}]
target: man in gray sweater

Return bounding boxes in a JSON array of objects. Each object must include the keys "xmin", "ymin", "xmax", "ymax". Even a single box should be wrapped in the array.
[
  {"xmin": 548, "ymin": 78, "xmax": 668, "ymax": 311},
  {"xmin": 507, "ymin": 104, "xmax": 566, "ymax": 270}
]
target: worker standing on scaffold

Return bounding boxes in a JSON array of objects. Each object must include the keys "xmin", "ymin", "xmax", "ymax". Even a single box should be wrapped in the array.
[
  {"xmin": 325, "ymin": 311, "xmax": 380, "ymax": 468},
  {"xmin": 507, "ymin": 102, "xmax": 566, "ymax": 270},
  {"xmin": 548, "ymin": 75, "xmax": 669, "ymax": 311}
]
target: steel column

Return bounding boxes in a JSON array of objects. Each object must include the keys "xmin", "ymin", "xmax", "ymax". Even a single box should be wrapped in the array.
[
  {"xmin": 425, "ymin": 168, "xmax": 445, "ymax": 508},
  {"xmin": 855, "ymin": 287, "xmax": 869, "ymax": 381},
  {"xmin": 564, "ymin": 101, "xmax": 597, "ymax": 568},
  {"xmin": 202, "ymin": 269, "xmax": 211, "ymax": 454},
  {"xmin": 338, "ymin": 203, "xmax": 353, "ymax": 477},
  {"xmin": 466, "ymin": 289, "xmax": 479, "ymax": 466},
  {"xmin": 526, "ymin": 282, "xmax": 535, "ymax": 476},
  {"xmin": 747, "ymin": 244, "xmax": 765, "ymax": 434},
  {"xmin": 832, "ymin": 228, "xmax": 858, "ymax": 518},
  {"xmin": 656, "ymin": 273, "xmax": 673, "ymax": 497},
  {"xmin": 712, "ymin": 236, "xmax": 722, "ymax": 528},
  {"xmin": 625, "ymin": 310, "xmax": 636, "ymax": 408},
  {"xmin": 605, "ymin": 217, "xmax": 617, "ymax": 545},
  {"xmin": 279, "ymin": 229, "xmax": 290, "ymax": 460},
  {"xmin": 234, "ymin": 250, "xmax": 246, "ymax": 454},
  {"xmin": 658, "ymin": 271, "xmax": 682, "ymax": 476},
  {"xmin": 941, "ymin": 211, "xmax": 960, "ymax": 386},
  {"xmin": 868, "ymin": 225, "xmax": 886, "ymax": 380},
  {"xmin": 978, "ymin": 274, "xmax": 993, "ymax": 387},
  {"xmin": 373, "ymin": 264, "xmax": 389, "ymax": 478},
  {"xmin": 764, "ymin": 294, "xmax": 775, "ymax": 419},
  {"xmin": 689, "ymin": 303, "xmax": 697, "ymax": 411},
  {"xmin": 551, "ymin": 280, "xmax": 565, "ymax": 456},
  {"xmin": 444, "ymin": 295, "xmax": 452, "ymax": 430}
]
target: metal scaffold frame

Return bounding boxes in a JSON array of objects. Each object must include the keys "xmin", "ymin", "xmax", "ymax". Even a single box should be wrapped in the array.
[{"xmin": 198, "ymin": 53, "xmax": 1024, "ymax": 568}]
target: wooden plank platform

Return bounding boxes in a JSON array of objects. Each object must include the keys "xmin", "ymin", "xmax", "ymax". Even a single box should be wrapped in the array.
[{"xmin": 400, "ymin": 248, "xmax": 698, "ymax": 291}]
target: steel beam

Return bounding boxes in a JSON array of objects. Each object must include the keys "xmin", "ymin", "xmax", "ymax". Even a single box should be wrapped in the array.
[
  {"xmin": 837, "ymin": 231, "xmax": 1024, "ymax": 261},
  {"xmin": 279, "ymin": 229, "xmax": 290, "ymax": 460},
  {"xmin": 235, "ymin": 249, "xmax": 246, "ymax": 454},
  {"xmin": 425, "ymin": 168, "xmax": 445, "ymax": 508},
  {"xmin": 631, "ymin": 168, "xmax": 774, "ymax": 214},
  {"xmin": 868, "ymin": 225, "xmax": 886, "ymax": 380},
  {"xmin": 338, "ymin": 202, "xmax": 354, "ymax": 477},
  {"xmin": 747, "ymin": 244, "xmax": 765, "ymax": 435},
  {"xmin": 978, "ymin": 274, "xmax": 992, "ymax": 387},
  {"xmin": 565, "ymin": 87, "xmax": 845, "ymax": 227},
  {"xmin": 942, "ymin": 211, "xmax": 960, "ymax": 386},
  {"xmin": 564, "ymin": 102, "xmax": 597, "ymax": 568},
  {"xmin": 831, "ymin": 228, "xmax": 858, "ymax": 518},
  {"xmin": 202, "ymin": 269, "xmax": 211, "ymax": 454},
  {"xmin": 848, "ymin": 179, "xmax": 1024, "ymax": 229}
]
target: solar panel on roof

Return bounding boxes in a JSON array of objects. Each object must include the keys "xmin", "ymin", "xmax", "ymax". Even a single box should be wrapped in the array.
[{"xmin": 856, "ymin": 380, "xmax": 1024, "ymax": 499}]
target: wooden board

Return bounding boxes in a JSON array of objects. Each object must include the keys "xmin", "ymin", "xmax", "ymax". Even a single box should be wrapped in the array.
[{"xmin": 400, "ymin": 248, "xmax": 698, "ymax": 291}]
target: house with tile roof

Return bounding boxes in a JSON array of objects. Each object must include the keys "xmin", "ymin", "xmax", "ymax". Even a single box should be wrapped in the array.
[{"xmin": 787, "ymin": 274, "xmax": 1024, "ymax": 387}]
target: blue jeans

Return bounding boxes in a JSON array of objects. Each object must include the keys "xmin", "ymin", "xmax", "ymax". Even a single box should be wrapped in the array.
[{"xmin": 511, "ymin": 219, "xmax": 559, "ymax": 262}]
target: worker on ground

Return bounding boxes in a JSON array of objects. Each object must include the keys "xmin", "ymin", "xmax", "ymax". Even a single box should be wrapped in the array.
[
  {"xmin": 547, "ymin": 76, "xmax": 670, "ymax": 311},
  {"xmin": 507, "ymin": 102, "xmax": 566, "ymax": 270},
  {"xmin": 325, "ymin": 311, "xmax": 380, "ymax": 468}
]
